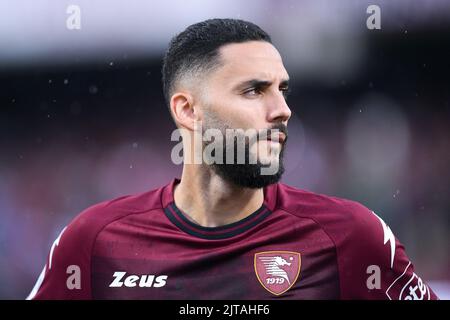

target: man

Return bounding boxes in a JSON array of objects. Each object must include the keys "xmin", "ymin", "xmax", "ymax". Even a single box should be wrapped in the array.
[{"xmin": 28, "ymin": 18, "xmax": 438, "ymax": 300}]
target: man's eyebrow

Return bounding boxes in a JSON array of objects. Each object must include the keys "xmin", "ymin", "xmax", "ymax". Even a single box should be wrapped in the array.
[
  {"xmin": 279, "ymin": 79, "xmax": 290, "ymax": 87},
  {"xmin": 234, "ymin": 78, "xmax": 290, "ymax": 90}
]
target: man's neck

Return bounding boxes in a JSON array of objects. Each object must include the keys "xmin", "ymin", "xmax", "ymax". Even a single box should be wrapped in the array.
[{"xmin": 174, "ymin": 164, "xmax": 264, "ymax": 228}]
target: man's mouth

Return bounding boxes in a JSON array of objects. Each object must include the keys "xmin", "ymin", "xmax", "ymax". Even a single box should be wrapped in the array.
[{"xmin": 265, "ymin": 132, "xmax": 286, "ymax": 144}]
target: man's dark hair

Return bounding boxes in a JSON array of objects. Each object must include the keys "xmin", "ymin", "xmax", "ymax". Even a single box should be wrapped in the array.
[{"xmin": 161, "ymin": 18, "xmax": 272, "ymax": 107}]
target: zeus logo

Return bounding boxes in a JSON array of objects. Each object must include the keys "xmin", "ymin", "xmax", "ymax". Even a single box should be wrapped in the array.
[
  {"xmin": 372, "ymin": 211, "xmax": 396, "ymax": 268},
  {"xmin": 109, "ymin": 272, "xmax": 168, "ymax": 288}
]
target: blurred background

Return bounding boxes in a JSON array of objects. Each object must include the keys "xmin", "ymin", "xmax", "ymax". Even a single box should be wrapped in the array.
[{"xmin": 0, "ymin": 0, "xmax": 449, "ymax": 299}]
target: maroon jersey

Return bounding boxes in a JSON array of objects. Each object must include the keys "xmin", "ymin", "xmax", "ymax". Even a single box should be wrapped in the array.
[{"xmin": 28, "ymin": 179, "xmax": 438, "ymax": 300}]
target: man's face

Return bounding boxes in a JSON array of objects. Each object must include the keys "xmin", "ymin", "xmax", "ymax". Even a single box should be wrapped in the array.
[{"xmin": 198, "ymin": 41, "xmax": 292, "ymax": 188}]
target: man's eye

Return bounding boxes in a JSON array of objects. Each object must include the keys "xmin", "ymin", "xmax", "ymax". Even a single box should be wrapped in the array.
[
  {"xmin": 243, "ymin": 88, "xmax": 261, "ymax": 97},
  {"xmin": 280, "ymin": 87, "xmax": 291, "ymax": 99}
]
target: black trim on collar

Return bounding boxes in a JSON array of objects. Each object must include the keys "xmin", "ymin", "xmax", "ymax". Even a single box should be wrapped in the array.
[{"xmin": 163, "ymin": 202, "xmax": 272, "ymax": 240}]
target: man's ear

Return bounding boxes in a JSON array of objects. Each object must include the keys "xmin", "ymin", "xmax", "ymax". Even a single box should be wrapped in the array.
[{"xmin": 170, "ymin": 92, "xmax": 200, "ymax": 131}]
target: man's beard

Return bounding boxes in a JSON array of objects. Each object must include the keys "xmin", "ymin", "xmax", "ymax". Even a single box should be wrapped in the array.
[{"xmin": 204, "ymin": 123, "xmax": 288, "ymax": 189}]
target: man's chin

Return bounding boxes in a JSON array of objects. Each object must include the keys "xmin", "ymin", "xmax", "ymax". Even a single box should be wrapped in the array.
[
  {"xmin": 256, "ymin": 156, "xmax": 280, "ymax": 167},
  {"xmin": 210, "ymin": 162, "xmax": 285, "ymax": 189}
]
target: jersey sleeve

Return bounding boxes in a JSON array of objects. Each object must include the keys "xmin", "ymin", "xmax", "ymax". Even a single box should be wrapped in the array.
[
  {"xmin": 26, "ymin": 203, "xmax": 108, "ymax": 300},
  {"xmin": 337, "ymin": 202, "xmax": 439, "ymax": 300}
]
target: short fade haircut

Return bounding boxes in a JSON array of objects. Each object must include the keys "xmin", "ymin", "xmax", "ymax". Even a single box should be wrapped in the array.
[{"xmin": 161, "ymin": 18, "xmax": 272, "ymax": 107}]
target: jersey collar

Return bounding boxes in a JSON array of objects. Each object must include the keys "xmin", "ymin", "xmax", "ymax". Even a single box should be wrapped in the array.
[{"xmin": 161, "ymin": 178, "xmax": 278, "ymax": 240}]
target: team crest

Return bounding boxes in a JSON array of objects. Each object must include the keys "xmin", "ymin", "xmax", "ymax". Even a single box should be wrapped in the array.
[{"xmin": 254, "ymin": 251, "xmax": 301, "ymax": 296}]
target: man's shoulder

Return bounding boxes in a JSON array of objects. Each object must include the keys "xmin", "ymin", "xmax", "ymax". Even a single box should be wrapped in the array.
[
  {"xmin": 276, "ymin": 183, "xmax": 382, "ymax": 241},
  {"xmin": 28, "ymin": 184, "xmax": 167, "ymax": 299},
  {"xmin": 272, "ymin": 183, "xmax": 438, "ymax": 300},
  {"xmin": 276, "ymin": 183, "xmax": 372, "ymax": 220},
  {"xmin": 67, "ymin": 184, "xmax": 165, "ymax": 237}
]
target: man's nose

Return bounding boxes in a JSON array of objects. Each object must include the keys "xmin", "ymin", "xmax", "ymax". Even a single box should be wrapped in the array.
[{"xmin": 266, "ymin": 91, "xmax": 292, "ymax": 123}]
